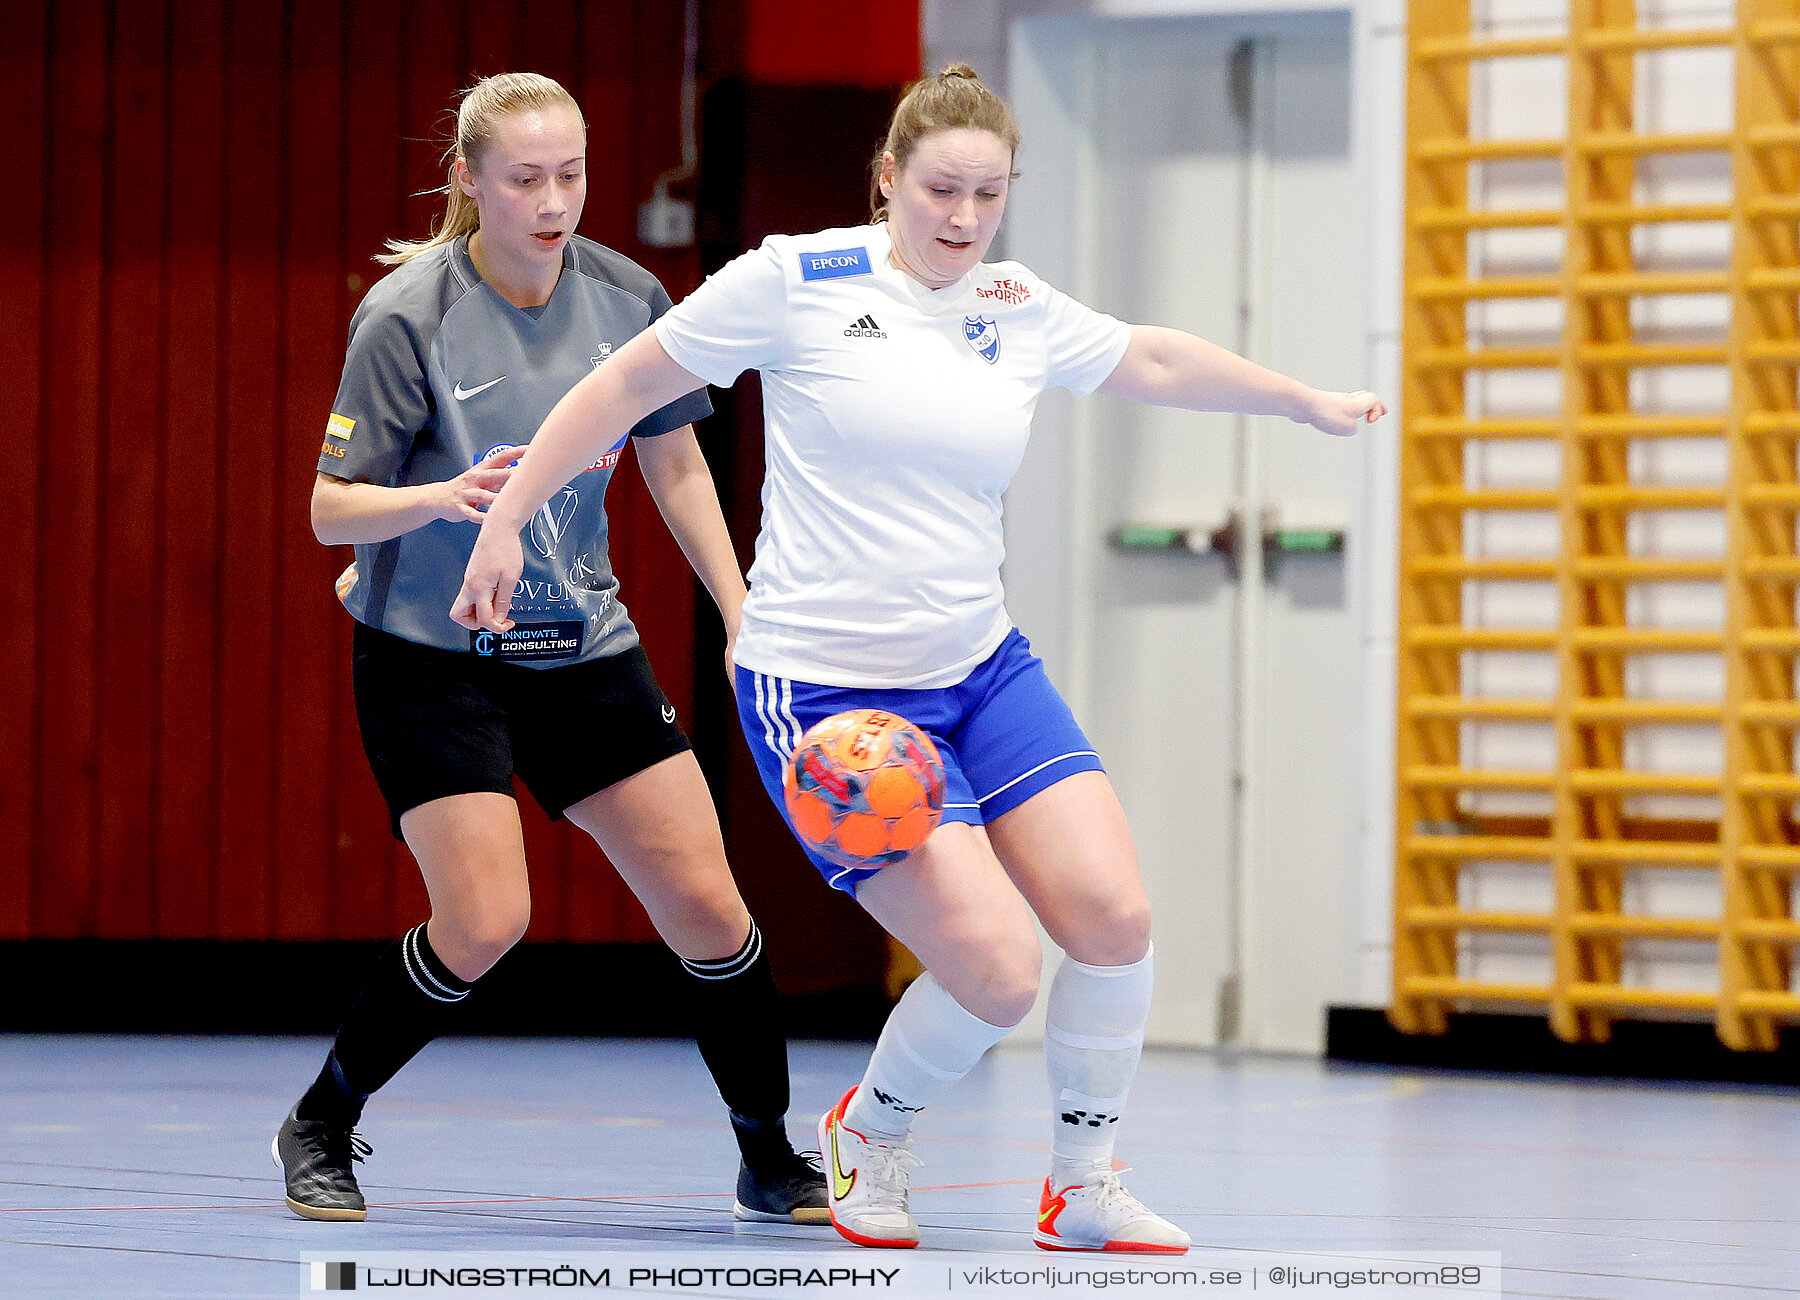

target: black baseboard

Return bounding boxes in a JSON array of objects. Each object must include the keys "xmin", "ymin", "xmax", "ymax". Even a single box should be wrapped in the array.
[
  {"xmin": 0, "ymin": 940, "xmax": 889, "ymax": 1039},
  {"xmin": 1326, "ymin": 1006, "xmax": 1800, "ymax": 1086}
]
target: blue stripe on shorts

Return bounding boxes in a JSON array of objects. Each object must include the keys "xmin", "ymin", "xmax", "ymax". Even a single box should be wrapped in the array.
[{"xmin": 733, "ymin": 628, "xmax": 1105, "ymax": 894}]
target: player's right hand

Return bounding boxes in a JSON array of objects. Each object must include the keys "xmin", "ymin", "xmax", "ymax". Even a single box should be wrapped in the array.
[
  {"xmin": 1298, "ymin": 389, "xmax": 1387, "ymax": 437},
  {"xmin": 451, "ymin": 523, "xmax": 523, "ymax": 633},
  {"xmin": 438, "ymin": 445, "xmax": 520, "ymax": 524}
]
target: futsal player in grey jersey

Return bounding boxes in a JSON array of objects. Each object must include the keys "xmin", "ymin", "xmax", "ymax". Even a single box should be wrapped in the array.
[
  {"xmin": 328, "ymin": 218, "xmax": 669, "ymax": 661},
  {"xmin": 274, "ymin": 72, "xmax": 825, "ymax": 1226}
]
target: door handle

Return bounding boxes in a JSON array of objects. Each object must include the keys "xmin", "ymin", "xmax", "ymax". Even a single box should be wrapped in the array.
[{"xmin": 1111, "ymin": 509, "xmax": 1344, "ymax": 580}]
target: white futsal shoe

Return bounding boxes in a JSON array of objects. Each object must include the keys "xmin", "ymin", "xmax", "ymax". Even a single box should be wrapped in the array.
[
  {"xmin": 1034, "ymin": 1168, "xmax": 1191, "ymax": 1253},
  {"xmin": 818, "ymin": 1086, "xmax": 923, "ymax": 1248}
]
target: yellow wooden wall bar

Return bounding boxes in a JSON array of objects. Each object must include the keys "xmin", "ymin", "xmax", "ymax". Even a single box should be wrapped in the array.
[
  {"xmin": 1555, "ymin": 0, "xmax": 1636, "ymax": 1046},
  {"xmin": 1393, "ymin": 0, "xmax": 1471, "ymax": 1036},
  {"xmin": 1396, "ymin": 3, "xmax": 1800, "ymax": 1049},
  {"xmin": 1723, "ymin": 0, "xmax": 1800, "ymax": 1051}
]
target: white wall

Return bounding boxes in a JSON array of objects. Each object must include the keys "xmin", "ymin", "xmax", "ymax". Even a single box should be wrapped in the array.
[
  {"xmin": 924, "ymin": 0, "xmax": 1409, "ymax": 1046},
  {"xmin": 923, "ymin": 0, "xmax": 1743, "ymax": 1047}
]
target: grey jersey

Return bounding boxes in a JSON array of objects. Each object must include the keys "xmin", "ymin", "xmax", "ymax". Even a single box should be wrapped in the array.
[{"xmin": 317, "ymin": 235, "xmax": 711, "ymax": 666}]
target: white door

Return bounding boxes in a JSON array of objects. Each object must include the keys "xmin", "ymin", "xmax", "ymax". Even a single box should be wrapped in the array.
[{"xmin": 1006, "ymin": 13, "xmax": 1360, "ymax": 1050}]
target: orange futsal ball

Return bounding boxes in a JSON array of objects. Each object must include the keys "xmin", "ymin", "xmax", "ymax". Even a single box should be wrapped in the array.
[{"xmin": 783, "ymin": 709, "xmax": 947, "ymax": 870}]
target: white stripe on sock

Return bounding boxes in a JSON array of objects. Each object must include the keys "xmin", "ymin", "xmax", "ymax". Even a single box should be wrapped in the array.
[
  {"xmin": 684, "ymin": 922, "xmax": 761, "ymax": 967},
  {"xmin": 402, "ymin": 925, "xmax": 467, "ymax": 1003},
  {"xmin": 681, "ymin": 922, "xmax": 763, "ymax": 979},
  {"xmin": 1045, "ymin": 1024, "xmax": 1144, "ymax": 1052},
  {"xmin": 890, "ymin": 1022, "xmax": 972, "ymax": 1082}
]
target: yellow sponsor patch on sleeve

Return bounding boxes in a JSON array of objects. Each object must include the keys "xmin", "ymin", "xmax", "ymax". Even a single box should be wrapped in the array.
[{"xmin": 326, "ymin": 413, "xmax": 356, "ymax": 440}]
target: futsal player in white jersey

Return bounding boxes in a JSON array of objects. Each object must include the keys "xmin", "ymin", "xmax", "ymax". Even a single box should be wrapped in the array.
[{"xmin": 454, "ymin": 65, "xmax": 1385, "ymax": 1252}]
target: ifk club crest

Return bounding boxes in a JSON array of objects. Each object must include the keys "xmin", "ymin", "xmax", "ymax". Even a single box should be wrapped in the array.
[{"xmin": 963, "ymin": 314, "xmax": 1000, "ymax": 364}]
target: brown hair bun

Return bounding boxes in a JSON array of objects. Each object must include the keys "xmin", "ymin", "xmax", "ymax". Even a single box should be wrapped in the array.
[{"xmin": 870, "ymin": 64, "xmax": 1020, "ymax": 221}]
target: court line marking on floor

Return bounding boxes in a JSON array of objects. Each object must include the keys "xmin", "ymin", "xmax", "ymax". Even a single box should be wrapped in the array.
[
  {"xmin": 1218, "ymin": 1209, "xmax": 1800, "ymax": 1257},
  {"xmin": 1339, "ymin": 1213, "xmax": 1800, "ymax": 1256},
  {"xmin": 0, "ymin": 1159, "xmax": 290, "ymax": 1182},
  {"xmin": 1494, "ymin": 1263, "xmax": 1800, "ymax": 1297},
  {"xmin": 349, "ymin": 1202, "xmax": 1043, "ymax": 1245},
  {"xmin": 1255, "ymin": 1125, "xmax": 1800, "ymax": 1169},
  {"xmin": 1187, "ymin": 1207, "xmax": 1800, "ymax": 1228},
  {"xmin": 0, "ymin": 1235, "xmax": 297, "ymax": 1266},
  {"xmin": 5, "ymin": 1202, "xmax": 287, "ymax": 1214},
  {"xmin": 0, "ymin": 1177, "xmax": 1044, "ymax": 1216}
]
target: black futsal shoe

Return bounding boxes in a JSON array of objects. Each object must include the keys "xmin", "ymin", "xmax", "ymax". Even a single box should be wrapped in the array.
[
  {"xmin": 733, "ymin": 1148, "xmax": 830, "ymax": 1224},
  {"xmin": 272, "ymin": 1105, "xmax": 372, "ymax": 1221}
]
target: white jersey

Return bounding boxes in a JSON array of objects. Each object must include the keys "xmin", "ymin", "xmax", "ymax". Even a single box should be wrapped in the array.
[{"xmin": 655, "ymin": 222, "xmax": 1130, "ymax": 689}]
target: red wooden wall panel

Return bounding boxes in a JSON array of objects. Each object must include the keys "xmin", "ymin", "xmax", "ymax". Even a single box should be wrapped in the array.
[
  {"xmin": 156, "ymin": 0, "xmax": 229, "ymax": 940},
  {"xmin": 272, "ymin": 0, "xmax": 349, "ymax": 941},
  {"xmin": 743, "ymin": 0, "xmax": 920, "ymax": 87},
  {"xmin": 335, "ymin": 0, "xmax": 410, "ymax": 941},
  {"xmin": 12, "ymin": 0, "xmax": 738, "ymax": 945},
  {"xmin": 37, "ymin": 3, "xmax": 108, "ymax": 938},
  {"xmin": 1, "ymin": 0, "xmax": 50, "ymax": 940},
  {"xmin": 13, "ymin": 0, "xmax": 922, "ymax": 971},
  {"xmin": 94, "ymin": 0, "xmax": 170, "ymax": 939},
  {"xmin": 217, "ymin": 1, "xmax": 285, "ymax": 940}
]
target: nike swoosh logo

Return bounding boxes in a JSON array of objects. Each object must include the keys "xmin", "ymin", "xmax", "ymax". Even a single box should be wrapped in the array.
[
  {"xmin": 453, "ymin": 376, "xmax": 506, "ymax": 401},
  {"xmin": 829, "ymin": 1119, "xmax": 856, "ymax": 1201}
]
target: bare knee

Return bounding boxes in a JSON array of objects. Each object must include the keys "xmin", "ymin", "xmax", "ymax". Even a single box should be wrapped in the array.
[
  {"xmin": 940, "ymin": 928, "xmax": 1042, "ymax": 1027},
  {"xmin": 1063, "ymin": 893, "xmax": 1153, "ymax": 968},
  {"xmin": 572, "ymin": 806, "xmax": 750, "ymax": 961},
  {"xmin": 657, "ymin": 884, "xmax": 752, "ymax": 961},
  {"xmin": 428, "ymin": 896, "xmax": 529, "ymax": 982},
  {"xmin": 618, "ymin": 859, "xmax": 750, "ymax": 961},
  {"xmin": 984, "ymin": 944, "xmax": 1043, "ymax": 1026}
]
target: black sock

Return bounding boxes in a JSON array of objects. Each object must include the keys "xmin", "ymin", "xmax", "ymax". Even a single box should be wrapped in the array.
[
  {"xmin": 679, "ymin": 920, "xmax": 795, "ymax": 1165},
  {"xmin": 296, "ymin": 922, "xmax": 473, "ymax": 1126},
  {"xmin": 730, "ymin": 1112, "xmax": 798, "ymax": 1169}
]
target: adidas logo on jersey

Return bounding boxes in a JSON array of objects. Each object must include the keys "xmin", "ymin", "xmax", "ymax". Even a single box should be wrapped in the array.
[{"xmin": 843, "ymin": 314, "xmax": 887, "ymax": 339}]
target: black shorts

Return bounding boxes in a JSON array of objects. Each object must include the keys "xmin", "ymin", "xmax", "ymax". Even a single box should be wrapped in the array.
[{"xmin": 351, "ymin": 621, "xmax": 692, "ymax": 839}]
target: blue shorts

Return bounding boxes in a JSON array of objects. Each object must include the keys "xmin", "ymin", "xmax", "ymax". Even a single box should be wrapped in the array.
[{"xmin": 735, "ymin": 628, "xmax": 1105, "ymax": 894}]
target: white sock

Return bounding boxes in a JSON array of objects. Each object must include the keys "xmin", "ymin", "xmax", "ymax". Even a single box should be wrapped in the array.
[
  {"xmin": 843, "ymin": 972, "xmax": 1012, "ymax": 1141},
  {"xmin": 1044, "ymin": 944, "xmax": 1153, "ymax": 1186}
]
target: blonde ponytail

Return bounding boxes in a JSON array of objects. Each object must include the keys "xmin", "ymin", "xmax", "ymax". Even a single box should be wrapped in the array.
[{"xmin": 378, "ymin": 72, "xmax": 584, "ymax": 266}]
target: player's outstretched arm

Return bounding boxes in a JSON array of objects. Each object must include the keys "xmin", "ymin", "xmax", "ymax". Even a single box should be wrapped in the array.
[
  {"xmin": 636, "ymin": 425, "xmax": 748, "ymax": 665},
  {"xmin": 1097, "ymin": 324, "xmax": 1385, "ymax": 436},
  {"xmin": 451, "ymin": 331, "xmax": 706, "ymax": 633}
]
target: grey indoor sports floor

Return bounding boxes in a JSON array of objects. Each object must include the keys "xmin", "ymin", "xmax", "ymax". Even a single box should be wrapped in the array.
[{"xmin": 1, "ymin": 1035, "xmax": 1795, "ymax": 1297}]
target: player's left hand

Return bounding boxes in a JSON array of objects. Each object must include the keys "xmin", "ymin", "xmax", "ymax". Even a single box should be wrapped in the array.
[
  {"xmin": 1297, "ymin": 389, "xmax": 1387, "ymax": 437},
  {"xmin": 451, "ymin": 523, "xmax": 524, "ymax": 633}
]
